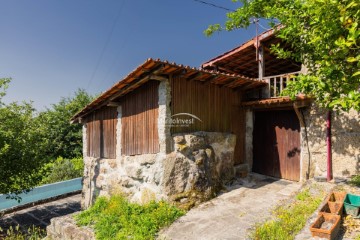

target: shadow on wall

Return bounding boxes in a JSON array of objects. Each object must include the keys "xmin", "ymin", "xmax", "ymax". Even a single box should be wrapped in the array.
[
  {"xmin": 303, "ymin": 106, "xmax": 360, "ymax": 176},
  {"xmin": 82, "ymin": 157, "xmax": 101, "ymax": 209}
]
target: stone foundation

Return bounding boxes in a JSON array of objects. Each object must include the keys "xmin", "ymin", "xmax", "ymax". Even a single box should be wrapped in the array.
[
  {"xmin": 81, "ymin": 131, "xmax": 236, "ymax": 209},
  {"xmin": 81, "ymin": 153, "xmax": 167, "ymax": 208}
]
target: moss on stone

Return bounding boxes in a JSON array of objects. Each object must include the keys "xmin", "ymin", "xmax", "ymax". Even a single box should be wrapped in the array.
[{"xmin": 170, "ymin": 186, "xmax": 221, "ymax": 211}]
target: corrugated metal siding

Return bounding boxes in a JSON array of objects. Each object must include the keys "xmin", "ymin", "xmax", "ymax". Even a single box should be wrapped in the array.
[
  {"xmin": 86, "ymin": 107, "xmax": 117, "ymax": 159},
  {"xmin": 170, "ymin": 76, "xmax": 245, "ymax": 164},
  {"xmin": 121, "ymin": 81, "xmax": 160, "ymax": 156}
]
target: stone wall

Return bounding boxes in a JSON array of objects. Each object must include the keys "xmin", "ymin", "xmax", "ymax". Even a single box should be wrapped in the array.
[
  {"xmin": 81, "ymin": 132, "xmax": 236, "ymax": 209},
  {"xmin": 301, "ymin": 105, "xmax": 360, "ymax": 179},
  {"xmin": 158, "ymin": 79, "xmax": 172, "ymax": 154},
  {"xmin": 164, "ymin": 132, "xmax": 236, "ymax": 209},
  {"xmin": 46, "ymin": 214, "xmax": 95, "ymax": 240},
  {"xmin": 81, "ymin": 153, "xmax": 168, "ymax": 208}
]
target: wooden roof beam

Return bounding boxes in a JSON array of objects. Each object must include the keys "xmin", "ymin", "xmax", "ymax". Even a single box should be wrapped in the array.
[{"xmin": 109, "ymin": 75, "xmax": 151, "ymax": 101}]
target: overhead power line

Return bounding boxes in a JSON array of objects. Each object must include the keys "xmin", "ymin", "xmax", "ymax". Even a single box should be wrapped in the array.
[
  {"xmin": 86, "ymin": 0, "xmax": 126, "ymax": 90},
  {"xmin": 98, "ymin": 27, "xmax": 135, "ymax": 89},
  {"xmin": 192, "ymin": 0, "xmax": 235, "ymax": 12},
  {"xmin": 193, "ymin": 0, "xmax": 272, "ymax": 32},
  {"xmin": 258, "ymin": 22, "xmax": 271, "ymax": 31}
]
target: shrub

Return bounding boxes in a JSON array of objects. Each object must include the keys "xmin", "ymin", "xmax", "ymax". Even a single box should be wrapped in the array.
[
  {"xmin": 0, "ymin": 225, "xmax": 46, "ymax": 240},
  {"xmin": 75, "ymin": 195, "xmax": 185, "ymax": 240},
  {"xmin": 41, "ymin": 157, "xmax": 83, "ymax": 184}
]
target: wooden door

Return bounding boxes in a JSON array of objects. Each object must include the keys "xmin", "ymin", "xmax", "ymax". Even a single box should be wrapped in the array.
[{"xmin": 252, "ymin": 110, "xmax": 300, "ymax": 181}]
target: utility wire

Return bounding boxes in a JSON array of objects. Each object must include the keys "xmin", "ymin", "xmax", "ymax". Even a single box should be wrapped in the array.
[
  {"xmin": 86, "ymin": 0, "xmax": 126, "ymax": 90},
  {"xmin": 98, "ymin": 27, "xmax": 135, "ymax": 89},
  {"xmin": 258, "ymin": 22, "xmax": 271, "ymax": 31},
  {"xmin": 192, "ymin": 0, "xmax": 235, "ymax": 12},
  {"xmin": 193, "ymin": 0, "xmax": 272, "ymax": 32},
  {"xmin": 192, "ymin": 0, "xmax": 271, "ymax": 32}
]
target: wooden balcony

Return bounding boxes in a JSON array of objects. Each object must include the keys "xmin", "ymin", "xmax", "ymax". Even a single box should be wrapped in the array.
[{"xmin": 263, "ymin": 71, "xmax": 301, "ymax": 97}]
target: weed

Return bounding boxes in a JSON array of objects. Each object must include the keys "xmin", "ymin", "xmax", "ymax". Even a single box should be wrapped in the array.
[
  {"xmin": 251, "ymin": 187, "xmax": 325, "ymax": 240},
  {"xmin": 295, "ymin": 189, "xmax": 311, "ymax": 201},
  {"xmin": 0, "ymin": 225, "xmax": 45, "ymax": 240},
  {"xmin": 349, "ymin": 175, "xmax": 360, "ymax": 187},
  {"xmin": 75, "ymin": 194, "xmax": 185, "ymax": 240}
]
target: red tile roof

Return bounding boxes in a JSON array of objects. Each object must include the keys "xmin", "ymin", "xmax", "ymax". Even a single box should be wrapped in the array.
[
  {"xmin": 71, "ymin": 58, "xmax": 267, "ymax": 122},
  {"xmin": 202, "ymin": 28, "xmax": 276, "ymax": 68},
  {"xmin": 201, "ymin": 26, "xmax": 301, "ymax": 78},
  {"xmin": 242, "ymin": 96, "xmax": 312, "ymax": 108}
]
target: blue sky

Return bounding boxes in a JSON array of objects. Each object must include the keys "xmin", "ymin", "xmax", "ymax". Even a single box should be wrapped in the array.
[{"xmin": 0, "ymin": 0, "xmax": 260, "ymax": 110}]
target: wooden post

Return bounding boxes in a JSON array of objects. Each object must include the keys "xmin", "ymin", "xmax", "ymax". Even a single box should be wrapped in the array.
[
  {"xmin": 274, "ymin": 77, "xmax": 277, "ymax": 97},
  {"xmin": 258, "ymin": 44, "xmax": 265, "ymax": 79}
]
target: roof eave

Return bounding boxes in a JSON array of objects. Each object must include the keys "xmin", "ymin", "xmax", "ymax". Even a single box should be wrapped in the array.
[
  {"xmin": 201, "ymin": 26, "xmax": 281, "ymax": 69},
  {"xmin": 71, "ymin": 58, "xmax": 267, "ymax": 123}
]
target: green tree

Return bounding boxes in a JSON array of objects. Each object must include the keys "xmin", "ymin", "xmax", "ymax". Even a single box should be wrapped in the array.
[
  {"xmin": 0, "ymin": 79, "xmax": 48, "ymax": 196},
  {"xmin": 206, "ymin": 0, "xmax": 360, "ymax": 111},
  {"xmin": 39, "ymin": 89, "xmax": 94, "ymax": 159},
  {"xmin": 0, "ymin": 79, "xmax": 93, "ymax": 197},
  {"xmin": 0, "ymin": 78, "xmax": 10, "ymax": 104}
]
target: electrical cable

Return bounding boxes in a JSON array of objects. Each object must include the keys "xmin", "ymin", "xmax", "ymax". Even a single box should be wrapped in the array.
[
  {"xmin": 100, "ymin": 27, "xmax": 135, "ymax": 88},
  {"xmin": 86, "ymin": 0, "xmax": 126, "ymax": 90},
  {"xmin": 258, "ymin": 22, "xmax": 271, "ymax": 31},
  {"xmin": 192, "ymin": 0, "xmax": 235, "ymax": 12}
]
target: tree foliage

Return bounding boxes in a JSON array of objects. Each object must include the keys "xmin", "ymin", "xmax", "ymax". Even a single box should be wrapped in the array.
[
  {"xmin": 39, "ymin": 89, "xmax": 94, "ymax": 159},
  {"xmin": 0, "ymin": 84, "xmax": 47, "ymax": 196},
  {"xmin": 0, "ymin": 79, "xmax": 93, "ymax": 196},
  {"xmin": 40, "ymin": 157, "xmax": 84, "ymax": 184},
  {"xmin": 0, "ymin": 78, "xmax": 10, "ymax": 104},
  {"xmin": 206, "ymin": 0, "xmax": 360, "ymax": 111}
]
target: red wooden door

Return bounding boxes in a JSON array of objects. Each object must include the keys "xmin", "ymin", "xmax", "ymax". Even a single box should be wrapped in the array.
[{"xmin": 252, "ymin": 110, "xmax": 300, "ymax": 181}]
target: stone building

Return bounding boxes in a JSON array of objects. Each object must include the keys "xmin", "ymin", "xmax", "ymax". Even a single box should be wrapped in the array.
[{"xmin": 71, "ymin": 29, "xmax": 359, "ymax": 209}]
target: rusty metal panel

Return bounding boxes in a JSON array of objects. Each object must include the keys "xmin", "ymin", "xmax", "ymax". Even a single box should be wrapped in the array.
[
  {"xmin": 170, "ymin": 76, "xmax": 245, "ymax": 164},
  {"xmin": 86, "ymin": 107, "xmax": 117, "ymax": 159},
  {"xmin": 121, "ymin": 81, "xmax": 160, "ymax": 156},
  {"xmin": 253, "ymin": 110, "xmax": 300, "ymax": 181}
]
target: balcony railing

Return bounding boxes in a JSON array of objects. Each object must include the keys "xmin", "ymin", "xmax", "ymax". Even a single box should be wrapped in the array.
[{"xmin": 263, "ymin": 71, "xmax": 301, "ymax": 97}]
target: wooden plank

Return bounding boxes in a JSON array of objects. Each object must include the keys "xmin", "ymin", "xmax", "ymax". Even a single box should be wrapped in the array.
[
  {"xmin": 121, "ymin": 81, "xmax": 160, "ymax": 156},
  {"xmin": 170, "ymin": 76, "xmax": 245, "ymax": 164},
  {"xmin": 85, "ymin": 107, "xmax": 117, "ymax": 158}
]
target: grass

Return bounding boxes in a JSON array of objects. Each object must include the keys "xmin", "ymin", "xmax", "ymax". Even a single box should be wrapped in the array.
[
  {"xmin": 74, "ymin": 194, "xmax": 185, "ymax": 240},
  {"xmin": 349, "ymin": 175, "xmax": 360, "ymax": 187},
  {"xmin": 251, "ymin": 187, "xmax": 325, "ymax": 240},
  {"xmin": 0, "ymin": 225, "xmax": 46, "ymax": 240}
]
